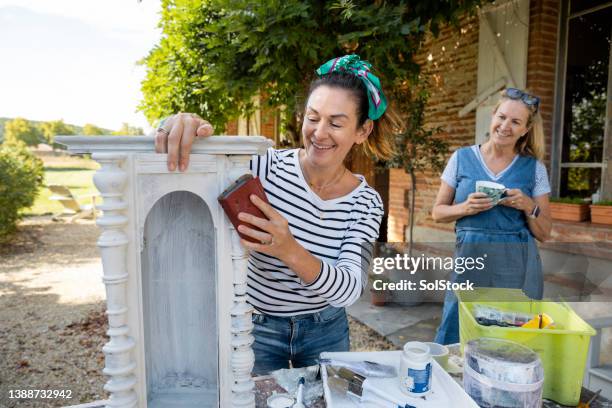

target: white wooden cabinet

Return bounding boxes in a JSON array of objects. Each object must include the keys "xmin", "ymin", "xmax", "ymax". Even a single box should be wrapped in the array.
[{"xmin": 56, "ymin": 136, "xmax": 273, "ymax": 408}]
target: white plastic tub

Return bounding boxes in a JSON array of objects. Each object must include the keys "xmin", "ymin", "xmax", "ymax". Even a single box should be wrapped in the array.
[{"xmin": 463, "ymin": 338, "xmax": 544, "ymax": 408}]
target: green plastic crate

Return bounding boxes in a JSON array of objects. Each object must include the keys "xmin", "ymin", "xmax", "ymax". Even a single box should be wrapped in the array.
[{"xmin": 457, "ymin": 288, "xmax": 596, "ymax": 406}]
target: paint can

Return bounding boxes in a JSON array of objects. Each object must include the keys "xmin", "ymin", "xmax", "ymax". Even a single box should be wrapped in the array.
[
  {"xmin": 399, "ymin": 341, "xmax": 432, "ymax": 397},
  {"xmin": 266, "ymin": 393, "xmax": 295, "ymax": 408}
]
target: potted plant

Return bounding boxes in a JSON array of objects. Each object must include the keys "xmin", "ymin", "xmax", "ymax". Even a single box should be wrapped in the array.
[
  {"xmin": 369, "ymin": 285, "xmax": 390, "ymax": 306},
  {"xmin": 368, "ymin": 272, "xmax": 392, "ymax": 306},
  {"xmin": 590, "ymin": 201, "xmax": 612, "ymax": 225},
  {"xmin": 549, "ymin": 197, "xmax": 590, "ymax": 222}
]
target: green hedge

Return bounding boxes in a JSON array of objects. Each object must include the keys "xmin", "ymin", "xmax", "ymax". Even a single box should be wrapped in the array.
[{"xmin": 0, "ymin": 141, "xmax": 44, "ymax": 239}]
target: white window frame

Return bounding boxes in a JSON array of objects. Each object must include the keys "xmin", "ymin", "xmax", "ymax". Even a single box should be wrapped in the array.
[{"xmin": 552, "ymin": 0, "xmax": 612, "ymax": 199}]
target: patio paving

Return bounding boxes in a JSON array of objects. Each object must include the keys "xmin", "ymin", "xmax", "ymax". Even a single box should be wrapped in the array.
[{"xmin": 346, "ymin": 291, "xmax": 443, "ymax": 348}]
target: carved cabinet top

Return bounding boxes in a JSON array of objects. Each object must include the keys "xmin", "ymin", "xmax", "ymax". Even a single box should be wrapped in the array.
[{"xmin": 55, "ymin": 135, "xmax": 274, "ymax": 155}]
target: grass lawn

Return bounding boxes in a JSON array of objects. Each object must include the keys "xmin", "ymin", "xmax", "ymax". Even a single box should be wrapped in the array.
[{"xmin": 24, "ymin": 154, "xmax": 100, "ymax": 217}]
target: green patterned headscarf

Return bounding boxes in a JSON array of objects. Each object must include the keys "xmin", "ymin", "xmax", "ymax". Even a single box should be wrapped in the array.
[{"xmin": 315, "ymin": 54, "xmax": 388, "ymax": 120}]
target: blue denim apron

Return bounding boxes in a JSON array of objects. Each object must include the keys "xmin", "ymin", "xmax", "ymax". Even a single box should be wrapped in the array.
[{"xmin": 434, "ymin": 147, "xmax": 543, "ymax": 345}]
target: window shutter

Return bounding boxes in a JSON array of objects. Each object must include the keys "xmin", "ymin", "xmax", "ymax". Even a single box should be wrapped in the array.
[{"xmin": 468, "ymin": 0, "xmax": 530, "ymax": 144}]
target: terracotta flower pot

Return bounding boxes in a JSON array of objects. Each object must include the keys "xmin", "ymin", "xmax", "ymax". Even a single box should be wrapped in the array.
[
  {"xmin": 549, "ymin": 202, "xmax": 589, "ymax": 222},
  {"xmin": 370, "ymin": 288, "xmax": 389, "ymax": 306},
  {"xmin": 590, "ymin": 205, "xmax": 612, "ymax": 225}
]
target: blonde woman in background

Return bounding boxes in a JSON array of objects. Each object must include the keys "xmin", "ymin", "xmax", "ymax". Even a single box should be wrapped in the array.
[{"xmin": 432, "ymin": 88, "xmax": 552, "ymax": 344}]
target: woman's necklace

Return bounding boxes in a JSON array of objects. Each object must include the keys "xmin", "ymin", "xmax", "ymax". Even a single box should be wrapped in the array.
[
  {"xmin": 306, "ymin": 167, "xmax": 347, "ymax": 192},
  {"xmin": 303, "ymin": 165, "xmax": 347, "ymax": 219}
]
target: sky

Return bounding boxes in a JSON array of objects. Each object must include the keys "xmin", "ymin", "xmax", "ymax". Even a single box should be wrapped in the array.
[{"xmin": 0, "ymin": 0, "xmax": 162, "ymax": 132}]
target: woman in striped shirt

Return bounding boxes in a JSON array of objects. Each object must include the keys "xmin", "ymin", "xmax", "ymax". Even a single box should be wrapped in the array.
[{"xmin": 155, "ymin": 55, "xmax": 402, "ymax": 374}]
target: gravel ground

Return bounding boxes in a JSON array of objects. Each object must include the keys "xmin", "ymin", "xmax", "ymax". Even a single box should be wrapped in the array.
[
  {"xmin": 0, "ymin": 217, "xmax": 106, "ymax": 408},
  {"xmin": 0, "ymin": 217, "xmax": 394, "ymax": 408}
]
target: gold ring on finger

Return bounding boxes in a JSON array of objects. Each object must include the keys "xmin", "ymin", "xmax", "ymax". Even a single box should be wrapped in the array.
[{"xmin": 511, "ymin": 200, "xmax": 516, "ymax": 205}]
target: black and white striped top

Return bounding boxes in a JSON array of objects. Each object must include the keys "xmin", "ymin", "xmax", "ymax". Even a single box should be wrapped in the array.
[{"xmin": 248, "ymin": 148, "xmax": 383, "ymax": 316}]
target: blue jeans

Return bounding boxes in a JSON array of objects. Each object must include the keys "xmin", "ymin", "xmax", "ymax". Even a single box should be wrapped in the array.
[
  {"xmin": 251, "ymin": 306, "xmax": 350, "ymax": 375},
  {"xmin": 434, "ymin": 290, "xmax": 460, "ymax": 345}
]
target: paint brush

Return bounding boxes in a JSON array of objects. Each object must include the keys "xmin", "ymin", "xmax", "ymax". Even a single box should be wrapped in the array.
[
  {"xmin": 318, "ymin": 358, "xmax": 396, "ymax": 377},
  {"xmin": 333, "ymin": 367, "xmax": 415, "ymax": 408},
  {"xmin": 293, "ymin": 377, "xmax": 305, "ymax": 408}
]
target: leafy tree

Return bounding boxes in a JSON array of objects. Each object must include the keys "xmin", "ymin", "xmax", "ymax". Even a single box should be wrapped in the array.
[
  {"xmin": 139, "ymin": 0, "xmax": 236, "ymax": 129},
  {"xmin": 113, "ymin": 123, "xmax": 144, "ymax": 136},
  {"xmin": 40, "ymin": 119, "xmax": 76, "ymax": 145},
  {"xmin": 140, "ymin": 0, "xmax": 487, "ymax": 141},
  {"xmin": 387, "ymin": 81, "xmax": 448, "ymax": 249},
  {"xmin": 83, "ymin": 123, "xmax": 109, "ymax": 136},
  {"xmin": 4, "ymin": 117, "xmax": 43, "ymax": 146}
]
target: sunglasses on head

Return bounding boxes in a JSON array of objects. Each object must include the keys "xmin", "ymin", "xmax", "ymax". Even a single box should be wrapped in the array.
[{"xmin": 505, "ymin": 88, "xmax": 540, "ymax": 112}]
